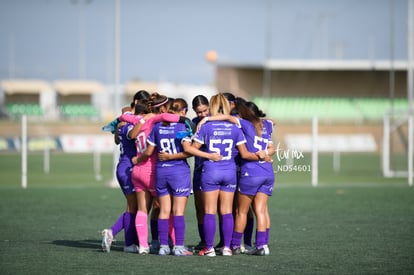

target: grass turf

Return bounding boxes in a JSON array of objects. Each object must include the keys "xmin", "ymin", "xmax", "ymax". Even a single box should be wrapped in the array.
[{"xmin": 0, "ymin": 153, "xmax": 413, "ymax": 274}]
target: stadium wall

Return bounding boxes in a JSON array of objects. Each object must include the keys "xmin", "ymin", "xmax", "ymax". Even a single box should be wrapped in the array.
[
  {"xmin": 0, "ymin": 120, "xmax": 391, "ymax": 153},
  {"xmin": 216, "ymin": 63, "xmax": 407, "ymax": 98}
]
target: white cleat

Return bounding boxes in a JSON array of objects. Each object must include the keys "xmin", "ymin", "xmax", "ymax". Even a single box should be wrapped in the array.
[
  {"xmin": 263, "ymin": 244, "xmax": 270, "ymax": 255},
  {"xmin": 138, "ymin": 246, "xmax": 150, "ymax": 255},
  {"xmin": 221, "ymin": 247, "xmax": 232, "ymax": 256},
  {"xmin": 101, "ymin": 229, "xmax": 113, "ymax": 253},
  {"xmin": 158, "ymin": 245, "xmax": 171, "ymax": 256}
]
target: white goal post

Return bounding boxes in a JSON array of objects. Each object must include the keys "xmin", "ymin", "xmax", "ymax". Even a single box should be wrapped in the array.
[
  {"xmin": 382, "ymin": 110, "xmax": 414, "ymax": 186},
  {"xmin": 21, "ymin": 115, "xmax": 27, "ymax": 189},
  {"xmin": 19, "ymin": 117, "xmax": 113, "ymax": 189},
  {"xmin": 382, "ymin": 0, "xmax": 414, "ymax": 186},
  {"xmin": 285, "ymin": 116, "xmax": 378, "ymax": 187}
]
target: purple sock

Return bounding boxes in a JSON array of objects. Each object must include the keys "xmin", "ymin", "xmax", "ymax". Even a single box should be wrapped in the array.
[
  {"xmin": 231, "ymin": 231, "xmax": 243, "ymax": 249},
  {"xmin": 243, "ymin": 217, "xmax": 254, "ymax": 246},
  {"xmin": 157, "ymin": 218, "xmax": 169, "ymax": 246},
  {"xmin": 203, "ymin": 214, "xmax": 216, "ymax": 249},
  {"xmin": 256, "ymin": 231, "xmax": 266, "ymax": 249},
  {"xmin": 150, "ymin": 219, "xmax": 158, "ymax": 242},
  {"xmin": 173, "ymin": 215, "xmax": 185, "ymax": 246},
  {"xmin": 123, "ymin": 212, "xmax": 137, "ymax": 246},
  {"xmin": 198, "ymin": 224, "xmax": 205, "ymax": 243},
  {"xmin": 111, "ymin": 212, "xmax": 125, "ymax": 236},
  {"xmin": 221, "ymin": 213, "xmax": 234, "ymax": 248}
]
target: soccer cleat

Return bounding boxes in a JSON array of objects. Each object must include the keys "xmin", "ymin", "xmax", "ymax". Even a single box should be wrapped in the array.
[
  {"xmin": 150, "ymin": 240, "xmax": 160, "ymax": 254},
  {"xmin": 124, "ymin": 244, "xmax": 138, "ymax": 253},
  {"xmin": 198, "ymin": 247, "xmax": 208, "ymax": 256},
  {"xmin": 214, "ymin": 241, "xmax": 224, "ymax": 252},
  {"xmin": 231, "ymin": 246, "xmax": 242, "ymax": 255},
  {"xmin": 158, "ymin": 245, "xmax": 171, "ymax": 256},
  {"xmin": 263, "ymin": 244, "xmax": 270, "ymax": 255},
  {"xmin": 194, "ymin": 241, "xmax": 206, "ymax": 251},
  {"xmin": 101, "ymin": 229, "xmax": 113, "ymax": 253},
  {"xmin": 138, "ymin": 246, "xmax": 150, "ymax": 255},
  {"xmin": 243, "ymin": 245, "xmax": 254, "ymax": 254},
  {"xmin": 173, "ymin": 246, "xmax": 193, "ymax": 256},
  {"xmin": 246, "ymin": 247, "xmax": 265, "ymax": 256},
  {"xmin": 221, "ymin": 247, "xmax": 232, "ymax": 256},
  {"xmin": 202, "ymin": 247, "xmax": 216, "ymax": 257}
]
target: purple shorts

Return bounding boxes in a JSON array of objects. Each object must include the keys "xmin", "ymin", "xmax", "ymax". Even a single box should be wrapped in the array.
[
  {"xmin": 201, "ymin": 169, "xmax": 237, "ymax": 193},
  {"xmin": 116, "ymin": 160, "xmax": 135, "ymax": 196},
  {"xmin": 238, "ymin": 174, "xmax": 274, "ymax": 196},
  {"xmin": 156, "ymin": 168, "xmax": 191, "ymax": 197},
  {"xmin": 132, "ymin": 165, "xmax": 156, "ymax": 197}
]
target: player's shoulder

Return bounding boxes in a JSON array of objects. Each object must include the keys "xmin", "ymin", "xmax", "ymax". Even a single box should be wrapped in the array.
[
  {"xmin": 263, "ymin": 118, "xmax": 275, "ymax": 127},
  {"xmin": 153, "ymin": 121, "xmax": 163, "ymax": 128},
  {"xmin": 192, "ymin": 116, "xmax": 201, "ymax": 124},
  {"xmin": 239, "ymin": 118, "xmax": 254, "ymax": 127}
]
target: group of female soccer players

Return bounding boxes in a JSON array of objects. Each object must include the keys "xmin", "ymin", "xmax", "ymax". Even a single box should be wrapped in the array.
[{"xmin": 101, "ymin": 90, "xmax": 275, "ymax": 257}]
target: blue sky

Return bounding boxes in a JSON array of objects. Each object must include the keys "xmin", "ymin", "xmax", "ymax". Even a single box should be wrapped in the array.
[{"xmin": 0, "ymin": 0, "xmax": 408, "ymax": 85}]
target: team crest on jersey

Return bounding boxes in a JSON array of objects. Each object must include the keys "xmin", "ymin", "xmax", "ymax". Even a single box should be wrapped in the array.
[
  {"xmin": 159, "ymin": 129, "xmax": 174, "ymax": 134},
  {"xmin": 213, "ymin": 130, "xmax": 232, "ymax": 136}
]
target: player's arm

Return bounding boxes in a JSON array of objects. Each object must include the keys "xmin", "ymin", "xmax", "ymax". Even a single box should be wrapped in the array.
[
  {"xmin": 128, "ymin": 114, "xmax": 152, "ymax": 139},
  {"xmin": 119, "ymin": 113, "xmax": 147, "ymax": 125},
  {"xmin": 184, "ymin": 140, "xmax": 222, "ymax": 161},
  {"xmin": 131, "ymin": 144, "xmax": 155, "ymax": 165},
  {"xmin": 158, "ymin": 136, "xmax": 202, "ymax": 161},
  {"xmin": 158, "ymin": 137, "xmax": 191, "ymax": 161},
  {"xmin": 256, "ymin": 142, "xmax": 275, "ymax": 162},
  {"xmin": 114, "ymin": 121, "xmax": 126, "ymax": 145},
  {"xmin": 196, "ymin": 115, "xmax": 240, "ymax": 131},
  {"xmin": 158, "ymin": 151, "xmax": 191, "ymax": 161},
  {"xmin": 237, "ymin": 143, "xmax": 262, "ymax": 161},
  {"xmin": 128, "ymin": 113, "xmax": 192, "ymax": 139}
]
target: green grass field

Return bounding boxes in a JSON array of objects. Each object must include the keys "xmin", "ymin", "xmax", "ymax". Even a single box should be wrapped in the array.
[{"xmin": 0, "ymin": 153, "xmax": 413, "ymax": 274}]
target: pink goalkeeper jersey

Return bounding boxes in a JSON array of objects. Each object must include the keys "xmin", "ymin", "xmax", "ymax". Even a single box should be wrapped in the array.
[{"xmin": 120, "ymin": 112, "xmax": 180, "ymax": 172}]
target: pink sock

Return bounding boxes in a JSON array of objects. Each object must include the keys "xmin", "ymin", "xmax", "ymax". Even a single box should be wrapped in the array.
[
  {"xmin": 135, "ymin": 211, "xmax": 148, "ymax": 248},
  {"xmin": 168, "ymin": 213, "xmax": 176, "ymax": 246}
]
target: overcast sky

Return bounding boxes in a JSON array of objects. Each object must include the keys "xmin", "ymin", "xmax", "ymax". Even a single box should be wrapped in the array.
[{"xmin": 0, "ymin": 0, "xmax": 409, "ymax": 85}]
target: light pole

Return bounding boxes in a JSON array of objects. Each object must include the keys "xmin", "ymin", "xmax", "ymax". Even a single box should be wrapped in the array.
[
  {"xmin": 8, "ymin": 33, "xmax": 15, "ymax": 79},
  {"xmin": 389, "ymin": 0, "xmax": 395, "ymax": 114},
  {"xmin": 263, "ymin": 0, "xmax": 272, "ymax": 98},
  {"xmin": 109, "ymin": 0, "xmax": 121, "ymax": 188}
]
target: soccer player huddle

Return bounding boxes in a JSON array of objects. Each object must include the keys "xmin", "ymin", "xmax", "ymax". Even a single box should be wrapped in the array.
[{"xmin": 101, "ymin": 91, "xmax": 275, "ymax": 257}]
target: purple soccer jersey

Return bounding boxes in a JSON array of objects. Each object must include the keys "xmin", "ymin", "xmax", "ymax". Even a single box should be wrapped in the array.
[
  {"xmin": 118, "ymin": 123, "xmax": 137, "ymax": 161},
  {"xmin": 193, "ymin": 120, "xmax": 246, "ymax": 192},
  {"xmin": 116, "ymin": 123, "xmax": 137, "ymax": 196},
  {"xmin": 238, "ymin": 119, "xmax": 275, "ymax": 196},
  {"xmin": 147, "ymin": 122, "xmax": 191, "ymax": 197}
]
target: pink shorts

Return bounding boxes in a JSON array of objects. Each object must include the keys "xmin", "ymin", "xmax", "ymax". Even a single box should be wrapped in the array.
[{"xmin": 131, "ymin": 165, "xmax": 156, "ymax": 196}]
